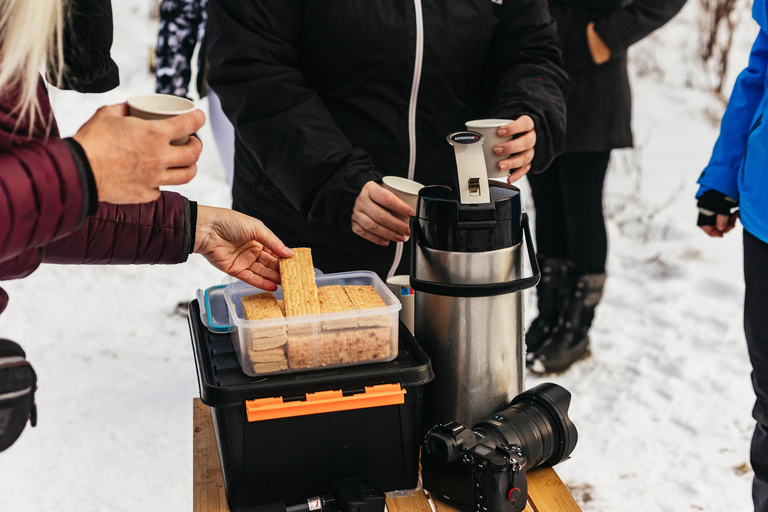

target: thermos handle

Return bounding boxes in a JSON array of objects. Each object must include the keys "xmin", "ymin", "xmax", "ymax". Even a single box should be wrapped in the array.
[{"xmin": 409, "ymin": 212, "xmax": 541, "ymax": 298}]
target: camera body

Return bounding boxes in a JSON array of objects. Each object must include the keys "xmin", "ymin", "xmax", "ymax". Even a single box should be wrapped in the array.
[
  {"xmin": 422, "ymin": 383, "xmax": 577, "ymax": 512},
  {"xmin": 422, "ymin": 422, "xmax": 529, "ymax": 512}
]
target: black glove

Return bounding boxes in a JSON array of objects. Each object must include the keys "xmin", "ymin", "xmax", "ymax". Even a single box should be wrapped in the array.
[
  {"xmin": 697, "ymin": 190, "xmax": 738, "ymax": 227},
  {"xmin": 0, "ymin": 339, "xmax": 37, "ymax": 452}
]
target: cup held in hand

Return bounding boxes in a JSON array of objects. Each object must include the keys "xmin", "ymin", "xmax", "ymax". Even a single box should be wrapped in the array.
[
  {"xmin": 127, "ymin": 94, "xmax": 197, "ymax": 145},
  {"xmin": 381, "ymin": 176, "xmax": 424, "ymax": 242},
  {"xmin": 465, "ymin": 119, "xmax": 514, "ymax": 179}
]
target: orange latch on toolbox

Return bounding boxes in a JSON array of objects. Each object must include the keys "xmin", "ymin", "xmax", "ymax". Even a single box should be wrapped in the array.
[{"xmin": 245, "ymin": 384, "xmax": 406, "ymax": 422}]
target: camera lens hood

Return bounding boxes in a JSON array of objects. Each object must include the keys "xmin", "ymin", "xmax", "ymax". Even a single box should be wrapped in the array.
[{"xmin": 510, "ymin": 383, "xmax": 578, "ymax": 467}]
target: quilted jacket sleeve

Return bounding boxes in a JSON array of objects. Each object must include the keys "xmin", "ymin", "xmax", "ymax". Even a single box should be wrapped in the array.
[
  {"xmin": 206, "ymin": 0, "xmax": 381, "ymax": 231},
  {"xmin": 42, "ymin": 192, "xmax": 194, "ymax": 265},
  {"xmin": 485, "ymin": 0, "xmax": 569, "ymax": 173},
  {"xmin": 0, "ymin": 138, "xmax": 92, "ymax": 265}
]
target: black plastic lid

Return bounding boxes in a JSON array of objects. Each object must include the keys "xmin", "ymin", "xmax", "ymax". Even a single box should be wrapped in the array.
[
  {"xmin": 416, "ymin": 182, "xmax": 522, "ymax": 252},
  {"xmin": 188, "ymin": 300, "xmax": 434, "ymax": 408}
]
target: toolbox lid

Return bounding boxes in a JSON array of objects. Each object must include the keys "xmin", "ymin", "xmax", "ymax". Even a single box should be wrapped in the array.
[{"xmin": 188, "ymin": 300, "xmax": 434, "ymax": 408}]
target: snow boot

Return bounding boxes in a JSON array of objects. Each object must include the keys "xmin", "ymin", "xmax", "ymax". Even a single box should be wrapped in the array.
[
  {"xmin": 525, "ymin": 257, "xmax": 568, "ymax": 360},
  {"xmin": 529, "ymin": 266, "xmax": 606, "ymax": 374}
]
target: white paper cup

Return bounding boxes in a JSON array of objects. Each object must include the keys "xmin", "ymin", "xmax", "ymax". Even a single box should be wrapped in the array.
[
  {"xmin": 127, "ymin": 94, "xmax": 197, "ymax": 145},
  {"xmin": 382, "ymin": 176, "xmax": 424, "ymax": 242},
  {"xmin": 386, "ymin": 275, "xmax": 414, "ymax": 334},
  {"xmin": 465, "ymin": 119, "xmax": 514, "ymax": 179}
]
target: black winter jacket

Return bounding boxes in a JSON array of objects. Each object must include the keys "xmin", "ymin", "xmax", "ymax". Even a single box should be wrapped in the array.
[
  {"xmin": 207, "ymin": 0, "xmax": 568, "ymax": 278},
  {"xmin": 550, "ymin": 0, "xmax": 686, "ymax": 152},
  {"xmin": 48, "ymin": 0, "xmax": 119, "ymax": 93}
]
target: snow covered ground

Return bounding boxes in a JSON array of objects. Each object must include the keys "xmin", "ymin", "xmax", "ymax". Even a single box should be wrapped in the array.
[{"xmin": 0, "ymin": 1, "xmax": 762, "ymax": 511}]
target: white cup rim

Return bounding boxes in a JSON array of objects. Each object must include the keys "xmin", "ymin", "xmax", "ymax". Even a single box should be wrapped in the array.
[
  {"xmin": 127, "ymin": 94, "xmax": 196, "ymax": 116},
  {"xmin": 465, "ymin": 118, "xmax": 514, "ymax": 129},
  {"xmin": 386, "ymin": 275, "xmax": 411, "ymax": 287},
  {"xmin": 382, "ymin": 176, "xmax": 425, "ymax": 196}
]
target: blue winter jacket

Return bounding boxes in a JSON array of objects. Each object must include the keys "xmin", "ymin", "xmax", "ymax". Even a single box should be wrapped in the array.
[{"xmin": 698, "ymin": 1, "xmax": 768, "ymax": 243}]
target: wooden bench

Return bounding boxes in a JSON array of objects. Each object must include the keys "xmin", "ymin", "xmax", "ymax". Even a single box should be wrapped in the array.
[{"xmin": 193, "ymin": 399, "xmax": 582, "ymax": 512}]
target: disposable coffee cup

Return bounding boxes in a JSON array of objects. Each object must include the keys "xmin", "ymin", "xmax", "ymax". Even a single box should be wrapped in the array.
[
  {"xmin": 382, "ymin": 176, "xmax": 424, "ymax": 242},
  {"xmin": 465, "ymin": 119, "xmax": 514, "ymax": 179},
  {"xmin": 386, "ymin": 275, "xmax": 414, "ymax": 334},
  {"xmin": 127, "ymin": 94, "xmax": 197, "ymax": 145}
]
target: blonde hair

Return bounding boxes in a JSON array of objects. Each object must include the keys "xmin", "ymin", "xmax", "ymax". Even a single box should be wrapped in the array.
[{"xmin": 0, "ymin": 0, "xmax": 65, "ymax": 131}]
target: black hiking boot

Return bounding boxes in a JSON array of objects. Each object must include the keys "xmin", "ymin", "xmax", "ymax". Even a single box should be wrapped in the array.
[
  {"xmin": 525, "ymin": 257, "xmax": 568, "ymax": 361},
  {"xmin": 529, "ymin": 266, "xmax": 606, "ymax": 375}
]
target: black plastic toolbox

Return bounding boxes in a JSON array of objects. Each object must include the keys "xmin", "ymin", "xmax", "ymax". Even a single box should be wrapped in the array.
[{"xmin": 188, "ymin": 300, "xmax": 434, "ymax": 511}]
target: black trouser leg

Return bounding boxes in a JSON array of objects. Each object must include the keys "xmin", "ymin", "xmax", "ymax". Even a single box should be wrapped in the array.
[
  {"xmin": 559, "ymin": 152, "xmax": 611, "ymax": 273},
  {"xmin": 744, "ymin": 230, "xmax": 768, "ymax": 511},
  {"xmin": 528, "ymin": 157, "xmax": 568, "ymax": 259},
  {"xmin": 527, "ymin": 152, "xmax": 611, "ymax": 273}
]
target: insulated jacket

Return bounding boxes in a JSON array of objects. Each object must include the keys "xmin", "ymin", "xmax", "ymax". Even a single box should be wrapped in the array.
[
  {"xmin": 47, "ymin": 0, "xmax": 120, "ymax": 93},
  {"xmin": 0, "ymin": 81, "xmax": 194, "ymax": 316},
  {"xmin": 698, "ymin": 1, "xmax": 768, "ymax": 244},
  {"xmin": 549, "ymin": 0, "xmax": 686, "ymax": 152},
  {"xmin": 207, "ymin": 0, "xmax": 568, "ymax": 279}
]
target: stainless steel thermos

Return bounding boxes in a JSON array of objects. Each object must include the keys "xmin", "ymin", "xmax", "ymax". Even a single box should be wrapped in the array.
[{"xmin": 410, "ymin": 131, "xmax": 540, "ymax": 429}]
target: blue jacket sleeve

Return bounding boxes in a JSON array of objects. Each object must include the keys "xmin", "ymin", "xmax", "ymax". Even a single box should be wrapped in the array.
[{"xmin": 698, "ymin": 5, "xmax": 768, "ymax": 200}]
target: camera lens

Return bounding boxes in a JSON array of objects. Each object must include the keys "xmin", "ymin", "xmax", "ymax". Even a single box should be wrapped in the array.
[{"xmin": 473, "ymin": 383, "xmax": 577, "ymax": 469}]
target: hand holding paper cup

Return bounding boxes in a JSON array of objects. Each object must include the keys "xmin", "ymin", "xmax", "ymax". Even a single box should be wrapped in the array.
[
  {"xmin": 465, "ymin": 119, "xmax": 514, "ymax": 179},
  {"xmin": 381, "ymin": 176, "xmax": 424, "ymax": 241},
  {"xmin": 71, "ymin": 100, "xmax": 205, "ymax": 204},
  {"xmin": 127, "ymin": 94, "xmax": 198, "ymax": 145}
]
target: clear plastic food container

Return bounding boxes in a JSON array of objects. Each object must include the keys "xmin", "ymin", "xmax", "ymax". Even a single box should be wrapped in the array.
[{"xmin": 197, "ymin": 271, "xmax": 401, "ymax": 377}]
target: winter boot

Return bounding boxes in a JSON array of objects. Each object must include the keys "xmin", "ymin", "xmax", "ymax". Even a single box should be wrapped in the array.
[
  {"xmin": 529, "ymin": 266, "xmax": 606, "ymax": 374},
  {"xmin": 525, "ymin": 257, "xmax": 568, "ymax": 360}
]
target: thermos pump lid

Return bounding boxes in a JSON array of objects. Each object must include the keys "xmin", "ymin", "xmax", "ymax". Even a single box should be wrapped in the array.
[{"xmin": 416, "ymin": 182, "xmax": 523, "ymax": 252}]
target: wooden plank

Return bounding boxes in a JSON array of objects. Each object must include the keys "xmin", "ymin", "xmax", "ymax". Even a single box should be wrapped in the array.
[
  {"xmin": 193, "ymin": 398, "xmax": 228, "ymax": 512},
  {"xmin": 386, "ymin": 488, "xmax": 433, "ymax": 512},
  {"xmin": 527, "ymin": 468, "xmax": 581, "ymax": 512}
]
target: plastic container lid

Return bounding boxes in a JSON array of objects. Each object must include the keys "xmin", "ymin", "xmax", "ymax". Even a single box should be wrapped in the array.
[{"xmin": 196, "ymin": 271, "xmax": 403, "ymax": 379}]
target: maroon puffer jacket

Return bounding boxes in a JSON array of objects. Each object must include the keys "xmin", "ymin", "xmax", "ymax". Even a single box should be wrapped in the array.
[{"xmin": 0, "ymin": 80, "xmax": 193, "ymax": 315}]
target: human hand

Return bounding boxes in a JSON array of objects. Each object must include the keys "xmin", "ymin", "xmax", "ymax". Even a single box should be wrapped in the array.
[
  {"xmin": 494, "ymin": 116, "xmax": 536, "ymax": 184},
  {"xmin": 194, "ymin": 205, "xmax": 294, "ymax": 291},
  {"xmin": 697, "ymin": 190, "xmax": 739, "ymax": 238},
  {"xmin": 587, "ymin": 22, "xmax": 611, "ymax": 65},
  {"xmin": 73, "ymin": 103, "xmax": 205, "ymax": 204},
  {"xmin": 700, "ymin": 213, "xmax": 739, "ymax": 238},
  {"xmin": 351, "ymin": 181, "xmax": 414, "ymax": 246}
]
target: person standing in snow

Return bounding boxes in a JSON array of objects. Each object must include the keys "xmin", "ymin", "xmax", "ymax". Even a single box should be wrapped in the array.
[
  {"xmin": 206, "ymin": 0, "xmax": 569, "ymax": 280},
  {"xmin": 155, "ymin": 0, "xmax": 235, "ymax": 187},
  {"xmin": 697, "ymin": 2, "xmax": 768, "ymax": 508},
  {"xmin": 0, "ymin": 0, "xmax": 292, "ymax": 452},
  {"xmin": 526, "ymin": 0, "xmax": 687, "ymax": 374}
]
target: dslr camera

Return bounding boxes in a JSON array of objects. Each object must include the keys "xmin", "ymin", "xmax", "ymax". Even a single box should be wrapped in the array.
[{"xmin": 422, "ymin": 383, "xmax": 577, "ymax": 512}]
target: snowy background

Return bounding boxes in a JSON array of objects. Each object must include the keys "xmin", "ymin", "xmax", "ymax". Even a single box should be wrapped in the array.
[{"xmin": 0, "ymin": 1, "xmax": 761, "ymax": 511}]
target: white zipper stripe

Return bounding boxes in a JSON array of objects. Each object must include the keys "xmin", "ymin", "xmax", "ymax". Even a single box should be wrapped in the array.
[
  {"xmin": 407, "ymin": 0, "xmax": 424, "ymax": 183},
  {"xmin": 389, "ymin": 0, "xmax": 424, "ymax": 279}
]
